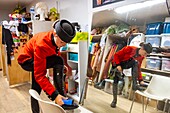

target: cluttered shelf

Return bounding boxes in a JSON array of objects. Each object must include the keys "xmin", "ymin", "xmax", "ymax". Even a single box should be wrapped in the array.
[{"xmin": 141, "ymin": 68, "xmax": 170, "ymax": 77}]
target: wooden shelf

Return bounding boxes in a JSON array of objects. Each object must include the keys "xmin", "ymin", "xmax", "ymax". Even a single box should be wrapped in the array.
[{"xmin": 141, "ymin": 68, "xmax": 170, "ymax": 77}]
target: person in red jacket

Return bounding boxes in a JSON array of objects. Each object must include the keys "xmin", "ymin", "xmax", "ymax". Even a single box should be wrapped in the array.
[
  {"xmin": 18, "ymin": 19, "xmax": 76, "ymax": 113},
  {"xmin": 110, "ymin": 43, "xmax": 152, "ymax": 108}
]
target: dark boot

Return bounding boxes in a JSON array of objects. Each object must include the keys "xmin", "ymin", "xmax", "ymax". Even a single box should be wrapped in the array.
[
  {"xmin": 53, "ymin": 64, "xmax": 65, "ymax": 96},
  {"xmin": 111, "ymin": 83, "xmax": 118, "ymax": 108},
  {"xmin": 131, "ymin": 60, "xmax": 141, "ymax": 91}
]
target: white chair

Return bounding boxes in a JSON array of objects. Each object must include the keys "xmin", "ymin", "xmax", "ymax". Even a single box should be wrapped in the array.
[
  {"xmin": 29, "ymin": 89, "xmax": 66, "ymax": 113},
  {"xmin": 129, "ymin": 75, "xmax": 170, "ymax": 113}
]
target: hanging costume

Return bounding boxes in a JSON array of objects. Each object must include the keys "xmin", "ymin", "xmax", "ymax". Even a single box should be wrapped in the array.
[{"xmin": 2, "ymin": 26, "xmax": 14, "ymax": 65}]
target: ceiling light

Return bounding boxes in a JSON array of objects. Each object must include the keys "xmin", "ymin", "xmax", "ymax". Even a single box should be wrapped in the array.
[{"xmin": 115, "ymin": 0, "xmax": 166, "ymax": 14}]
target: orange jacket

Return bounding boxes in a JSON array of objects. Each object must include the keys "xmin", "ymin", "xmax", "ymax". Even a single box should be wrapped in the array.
[
  {"xmin": 18, "ymin": 31, "xmax": 59, "ymax": 96},
  {"xmin": 112, "ymin": 46, "xmax": 144, "ymax": 81}
]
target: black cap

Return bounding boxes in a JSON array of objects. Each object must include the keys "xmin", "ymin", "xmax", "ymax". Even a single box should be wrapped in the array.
[
  {"xmin": 140, "ymin": 42, "xmax": 152, "ymax": 53},
  {"xmin": 53, "ymin": 19, "xmax": 76, "ymax": 43}
]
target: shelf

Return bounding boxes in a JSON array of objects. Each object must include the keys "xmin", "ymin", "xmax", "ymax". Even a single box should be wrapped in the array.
[
  {"xmin": 67, "ymin": 93, "xmax": 79, "ymax": 102},
  {"xmin": 68, "ymin": 60, "xmax": 78, "ymax": 63},
  {"xmin": 161, "ymin": 33, "xmax": 170, "ymax": 36},
  {"xmin": 141, "ymin": 68, "xmax": 170, "ymax": 77},
  {"xmin": 148, "ymin": 53, "xmax": 170, "ymax": 58},
  {"xmin": 145, "ymin": 35, "xmax": 162, "ymax": 37}
]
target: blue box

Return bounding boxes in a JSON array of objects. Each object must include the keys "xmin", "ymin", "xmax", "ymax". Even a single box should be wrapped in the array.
[
  {"xmin": 163, "ymin": 22, "xmax": 170, "ymax": 33},
  {"xmin": 68, "ymin": 52, "xmax": 78, "ymax": 61},
  {"xmin": 146, "ymin": 22, "xmax": 163, "ymax": 35}
]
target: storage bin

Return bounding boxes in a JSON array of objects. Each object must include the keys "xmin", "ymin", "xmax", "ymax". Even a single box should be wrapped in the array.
[
  {"xmin": 146, "ymin": 22, "xmax": 163, "ymax": 35},
  {"xmin": 68, "ymin": 52, "xmax": 78, "ymax": 61},
  {"xmin": 145, "ymin": 36, "xmax": 161, "ymax": 47},
  {"xmin": 163, "ymin": 22, "xmax": 170, "ymax": 33},
  {"xmin": 161, "ymin": 35, "xmax": 170, "ymax": 47},
  {"xmin": 161, "ymin": 58, "xmax": 170, "ymax": 71},
  {"xmin": 146, "ymin": 57, "xmax": 161, "ymax": 70}
]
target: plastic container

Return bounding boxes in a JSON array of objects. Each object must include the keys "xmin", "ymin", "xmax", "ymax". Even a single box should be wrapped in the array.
[
  {"xmin": 163, "ymin": 22, "xmax": 170, "ymax": 33},
  {"xmin": 146, "ymin": 57, "xmax": 161, "ymax": 70},
  {"xmin": 146, "ymin": 22, "xmax": 163, "ymax": 35},
  {"xmin": 68, "ymin": 52, "xmax": 78, "ymax": 61},
  {"xmin": 161, "ymin": 35, "xmax": 170, "ymax": 47},
  {"xmin": 145, "ymin": 36, "xmax": 161, "ymax": 47},
  {"xmin": 161, "ymin": 58, "xmax": 170, "ymax": 71}
]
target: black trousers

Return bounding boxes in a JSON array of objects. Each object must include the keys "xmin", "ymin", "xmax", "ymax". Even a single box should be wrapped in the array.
[{"xmin": 20, "ymin": 55, "xmax": 64, "ymax": 113}]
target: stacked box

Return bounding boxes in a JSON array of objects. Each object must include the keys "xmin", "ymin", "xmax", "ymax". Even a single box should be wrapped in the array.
[
  {"xmin": 163, "ymin": 22, "xmax": 170, "ymax": 33},
  {"xmin": 146, "ymin": 22, "xmax": 163, "ymax": 35},
  {"xmin": 145, "ymin": 36, "xmax": 161, "ymax": 47},
  {"xmin": 146, "ymin": 57, "xmax": 161, "ymax": 70},
  {"xmin": 161, "ymin": 58, "xmax": 170, "ymax": 72}
]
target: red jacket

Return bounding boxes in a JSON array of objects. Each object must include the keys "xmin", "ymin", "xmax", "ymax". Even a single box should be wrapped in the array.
[
  {"xmin": 18, "ymin": 31, "xmax": 59, "ymax": 96},
  {"xmin": 112, "ymin": 46, "xmax": 144, "ymax": 81}
]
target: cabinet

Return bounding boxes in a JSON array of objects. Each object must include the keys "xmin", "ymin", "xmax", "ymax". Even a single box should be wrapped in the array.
[{"xmin": 67, "ymin": 40, "xmax": 88, "ymax": 103}]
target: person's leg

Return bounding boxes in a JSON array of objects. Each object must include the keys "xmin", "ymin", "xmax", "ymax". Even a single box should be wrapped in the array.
[
  {"xmin": 111, "ymin": 71, "xmax": 119, "ymax": 108},
  {"xmin": 46, "ymin": 55, "xmax": 65, "ymax": 96},
  {"xmin": 131, "ymin": 60, "xmax": 140, "ymax": 91},
  {"xmin": 31, "ymin": 70, "xmax": 42, "ymax": 113},
  {"xmin": 20, "ymin": 59, "xmax": 41, "ymax": 113}
]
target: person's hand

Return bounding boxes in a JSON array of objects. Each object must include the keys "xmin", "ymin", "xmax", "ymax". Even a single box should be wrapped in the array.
[
  {"xmin": 139, "ymin": 81, "xmax": 145, "ymax": 85},
  {"xmin": 55, "ymin": 94, "xmax": 68, "ymax": 106},
  {"xmin": 116, "ymin": 66, "xmax": 122, "ymax": 72},
  {"xmin": 64, "ymin": 65, "xmax": 68, "ymax": 74}
]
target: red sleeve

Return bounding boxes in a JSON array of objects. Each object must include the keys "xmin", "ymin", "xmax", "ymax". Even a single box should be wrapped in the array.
[
  {"xmin": 113, "ymin": 46, "xmax": 132, "ymax": 65},
  {"xmin": 34, "ymin": 46, "xmax": 56, "ymax": 95}
]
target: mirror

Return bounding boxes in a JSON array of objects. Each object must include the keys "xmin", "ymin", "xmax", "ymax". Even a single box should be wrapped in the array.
[{"xmin": 88, "ymin": 0, "xmax": 170, "ymax": 84}]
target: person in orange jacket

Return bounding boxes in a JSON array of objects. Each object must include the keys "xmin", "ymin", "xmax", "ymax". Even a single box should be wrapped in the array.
[
  {"xmin": 110, "ymin": 42, "xmax": 152, "ymax": 108},
  {"xmin": 18, "ymin": 19, "xmax": 76, "ymax": 113}
]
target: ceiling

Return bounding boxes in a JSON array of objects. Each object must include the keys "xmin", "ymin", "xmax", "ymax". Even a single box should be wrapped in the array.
[
  {"xmin": 0, "ymin": 0, "xmax": 33, "ymax": 10},
  {"xmin": 92, "ymin": 0, "xmax": 170, "ymax": 30}
]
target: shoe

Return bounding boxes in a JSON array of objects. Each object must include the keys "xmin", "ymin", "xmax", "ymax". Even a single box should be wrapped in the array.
[
  {"xmin": 110, "ymin": 100, "xmax": 117, "ymax": 108},
  {"xmin": 61, "ymin": 103, "xmax": 79, "ymax": 110},
  {"xmin": 94, "ymin": 80, "xmax": 105, "ymax": 89}
]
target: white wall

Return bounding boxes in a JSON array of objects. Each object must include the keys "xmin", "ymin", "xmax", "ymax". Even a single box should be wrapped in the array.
[
  {"xmin": 26, "ymin": 0, "xmax": 88, "ymax": 31},
  {"xmin": 58, "ymin": 0, "xmax": 88, "ymax": 31},
  {"xmin": 27, "ymin": 0, "xmax": 57, "ymax": 12},
  {"xmin": 0, "ymin": 10, "xmax": 13, "ymax": 22}
]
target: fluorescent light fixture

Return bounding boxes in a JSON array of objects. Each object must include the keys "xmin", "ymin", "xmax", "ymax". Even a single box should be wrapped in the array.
[{"xmin": 115, "ymin": 0, "xmax": 166, "ymax": 14}]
